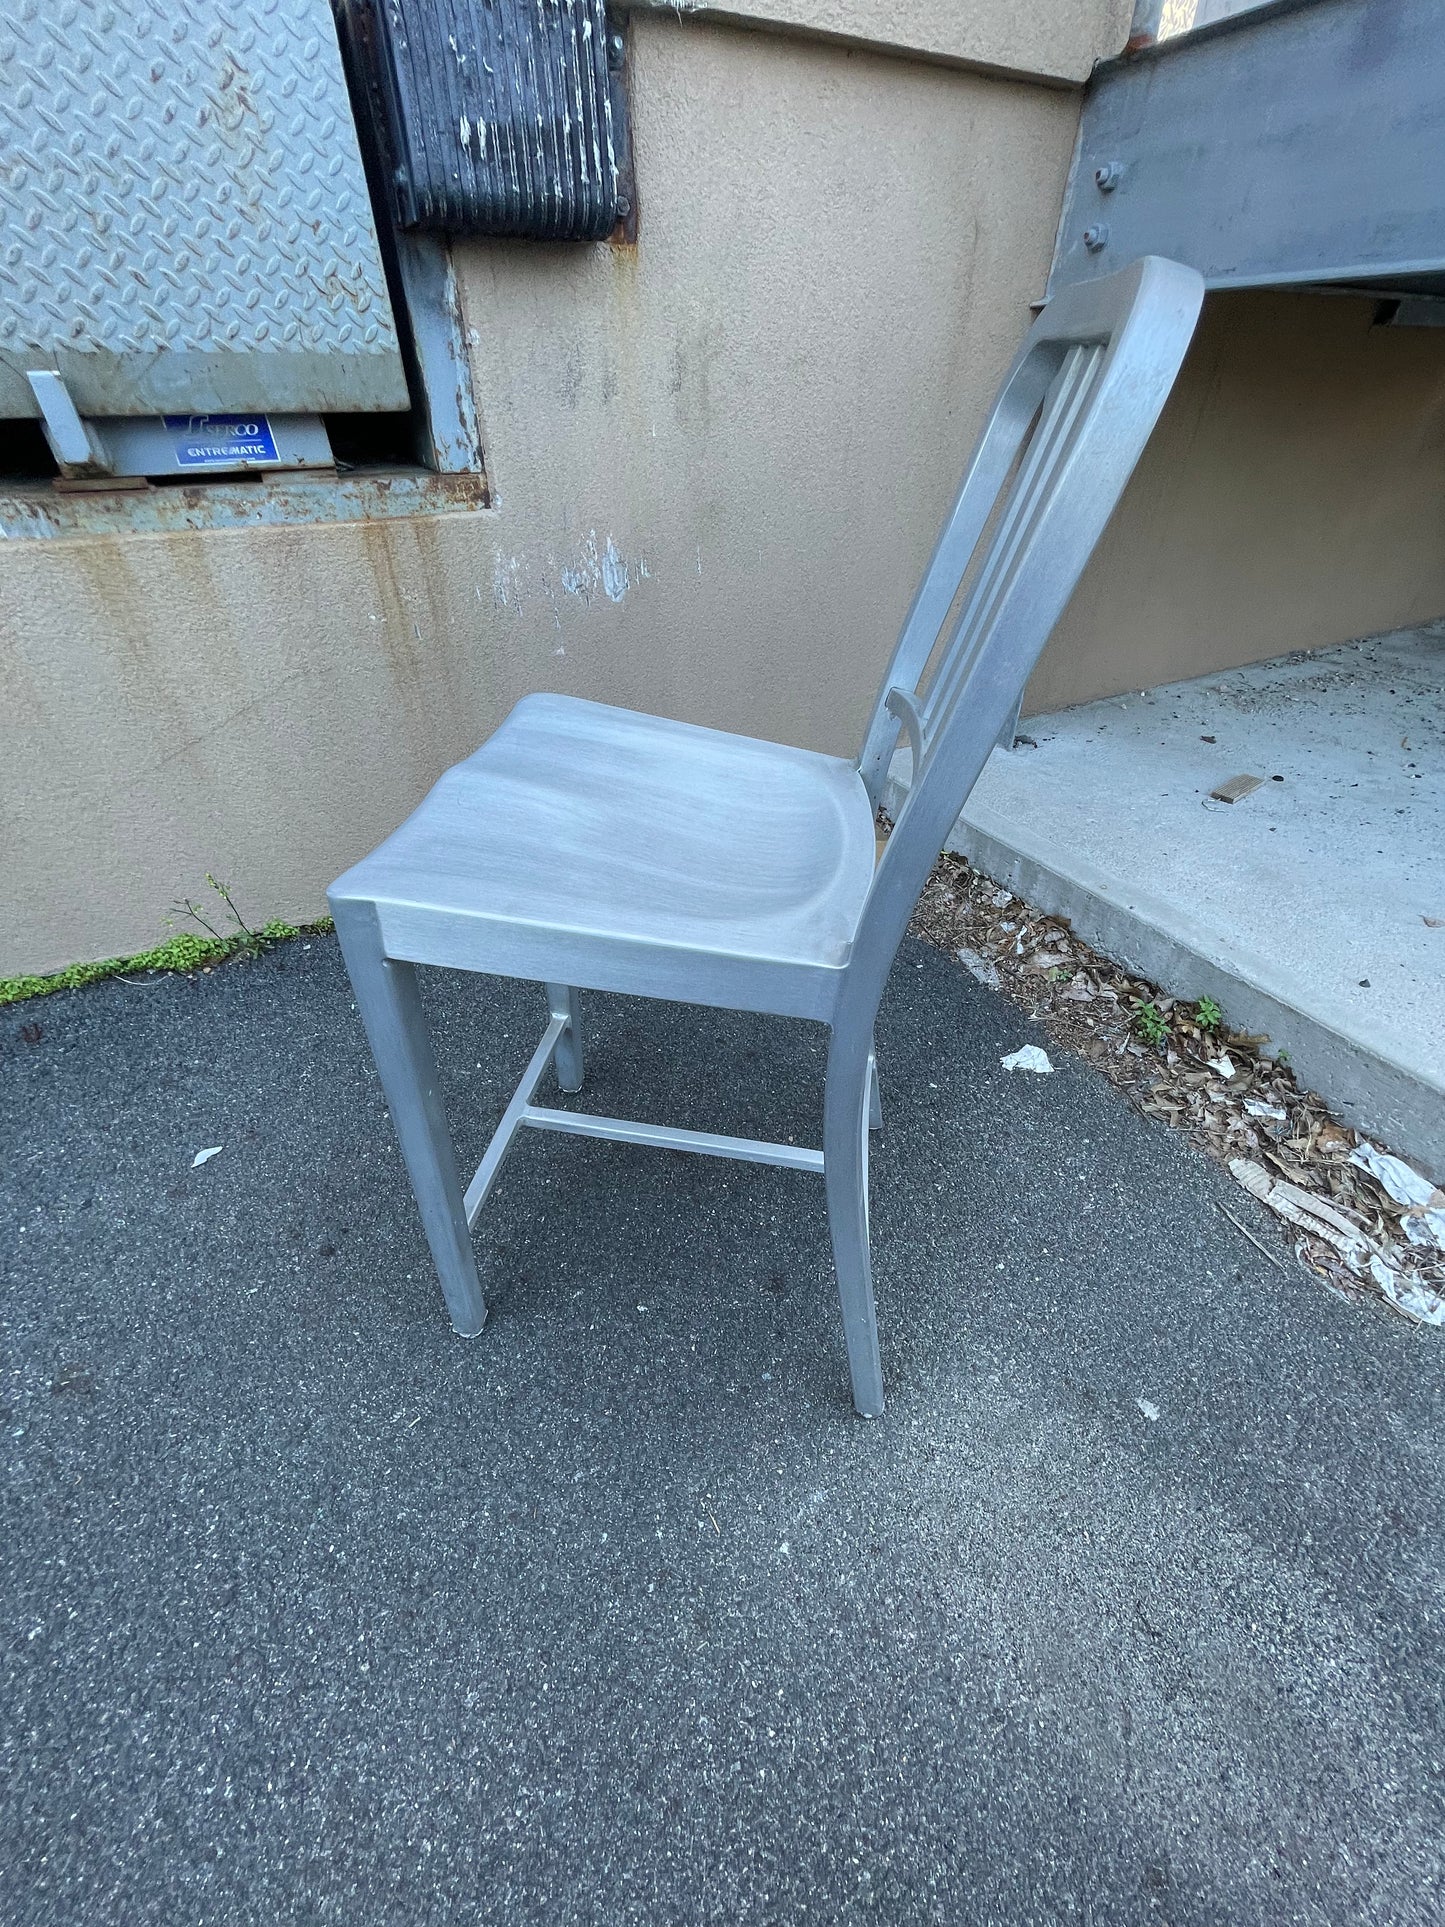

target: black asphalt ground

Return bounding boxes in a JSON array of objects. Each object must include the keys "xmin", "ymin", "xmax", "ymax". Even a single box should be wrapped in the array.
[{"xmin": 3, "ymin": 935, "xmax": 1442, "ymax": 1925}]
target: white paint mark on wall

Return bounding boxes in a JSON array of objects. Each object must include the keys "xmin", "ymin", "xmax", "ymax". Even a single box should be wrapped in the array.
[
  {"xmin": 492, "ymin": 552, "xmax": 526, "ymax": 614},
  {"xmin": 541, "ymin": 567, "xmax": 565, "ymax": 633},
  {"xmin": 492, "ymin": 534, "xmax": 652, "ymax": 623},
  {"xmin": 599, "ymin": 537, "xmax": 629, "ymax": 603},
  {"xmin": 559, "ymin": 548, "xmax": 593, "ymax": 600},
  {"xmin": 560, "ymin": 530, "xmax": 641, "ymax": 605},
  {"xmin": 459, "ymin": 113, "xmax": 472, "ymax": 148}
]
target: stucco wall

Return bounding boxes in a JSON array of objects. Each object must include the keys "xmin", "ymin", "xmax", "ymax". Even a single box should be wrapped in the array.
[
  {"xmin": 2, "ymin": 14, "xmax": 1079, "ymax": 974},
  {"xmin": 627, "ymin": 0, "xmax": 1134, "ymax": 83},
  {"xmin": 1029, "ymin": 290, "xmax": 1445, "ymax": 713}
]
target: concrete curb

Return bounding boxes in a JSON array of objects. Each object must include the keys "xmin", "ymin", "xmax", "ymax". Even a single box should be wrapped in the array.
[{"xmin": 886, "ymin": 755, "xmax": 1445, "ymax": 1183}]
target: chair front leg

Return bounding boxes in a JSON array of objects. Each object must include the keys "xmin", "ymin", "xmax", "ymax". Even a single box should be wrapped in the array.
[
  {"xmin": 824, "ymin": 1025, "xmax": 885, "ymax": 1418},
  {"xmin": 332, "ymin": 899, "xmax": 487, "ymax": 1337}
]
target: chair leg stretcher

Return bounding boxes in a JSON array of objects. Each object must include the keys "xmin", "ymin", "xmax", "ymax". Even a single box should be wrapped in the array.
[{"xmin": 464, "ymin": 1013, "xmax": 826, "ymax": 1229}]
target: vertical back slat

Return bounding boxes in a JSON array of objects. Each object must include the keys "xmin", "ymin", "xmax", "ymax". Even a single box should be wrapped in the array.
[
  {"xmin": 839, "ymin": 257, "xmax": 1205, "ymax": 1043},
  {"xmin": 920, "ymin": 343, "xmax": 1103, "ymax": 755},
  {"xmin": 855, "ymin": 363, "xmax": 1056, "ymax": 802}
]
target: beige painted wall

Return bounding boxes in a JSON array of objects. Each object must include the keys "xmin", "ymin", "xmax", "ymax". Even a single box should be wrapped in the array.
[
  {"xmin": 627, "ymin": 0, "xmax": 1134, "ymax": 83},
  {"xmin": 1029, "ymin": 290, "xmax": 1445, "ymax": 712},
  {"xmin": 2, "ymin": 14, "xmax": 1079, "ymax": 974}
]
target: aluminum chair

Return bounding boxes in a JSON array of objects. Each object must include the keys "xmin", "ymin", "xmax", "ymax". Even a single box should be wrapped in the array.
[{"xmin": 329, "ymin": 256, "xmax": 1203, "ymax": 1416}]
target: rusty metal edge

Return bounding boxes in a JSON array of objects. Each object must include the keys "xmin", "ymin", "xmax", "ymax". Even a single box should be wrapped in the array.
[{"xmin": 0, "ymin": 469, "xmax": 490, "ymax": 542}]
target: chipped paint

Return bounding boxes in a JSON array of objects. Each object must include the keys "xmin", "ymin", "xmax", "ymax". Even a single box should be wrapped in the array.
[
  {"xmin": 0, "ymin": 469, "xmax": 488, "ymax": 541},
  {"xmin": 390, "ymin": 233, "xmax": 483, "ymax": 475},
  {"xmin": 490, "ymin": 531, "xmax": 652, "ymax": 620},
  {"xmin": 600, "ymin": 537, "xmax": 629, "ymax": 602},
  {"xmin": 560, "ymin": 530, "xmax": 630, "ymax": 603},
  {"xmin": 492, "ymin": 552, "xmax": 527, "ymax": 613}
]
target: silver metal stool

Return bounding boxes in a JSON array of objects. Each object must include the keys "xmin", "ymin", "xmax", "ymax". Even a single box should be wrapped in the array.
[{"xmin": 329, "ymin": 257, "xmax": 1203, "ymax": 1415}]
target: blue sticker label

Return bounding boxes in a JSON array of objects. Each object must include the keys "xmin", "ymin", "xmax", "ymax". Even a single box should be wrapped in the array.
[{"xmin": 163, "ymin": 414, "xmax": 279, "ymax": 467}]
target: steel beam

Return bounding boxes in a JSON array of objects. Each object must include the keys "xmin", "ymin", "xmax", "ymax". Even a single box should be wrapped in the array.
[{"xmin": 1050, "ymin": 0, "xmax": 1445, "ymax": 299}]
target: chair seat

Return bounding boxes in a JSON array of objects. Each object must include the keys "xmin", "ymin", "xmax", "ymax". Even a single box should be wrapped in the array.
[{"xmin": 329, "ymin": 694, "xmax": 878, "ymax": 1018}]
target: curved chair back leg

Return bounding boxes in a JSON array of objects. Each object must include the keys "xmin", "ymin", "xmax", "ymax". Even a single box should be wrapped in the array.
[{"xmin": 824, "ymin": 1025, "xmax": 885, "ymax": 1417}]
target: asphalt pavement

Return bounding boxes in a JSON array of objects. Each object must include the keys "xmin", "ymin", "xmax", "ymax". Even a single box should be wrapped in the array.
[{"xmin": 3, "ymin": 935, "xmax": 1442, "ymax": 1925}]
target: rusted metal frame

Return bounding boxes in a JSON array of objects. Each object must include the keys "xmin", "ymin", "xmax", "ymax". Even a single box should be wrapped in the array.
[
  {"xmin": 390, "ymin": 233, "xmax": 484, "ymax": 474},
  {"xmin": 0, "ymin": 470, "xmax": 487, "ymax": 542}
]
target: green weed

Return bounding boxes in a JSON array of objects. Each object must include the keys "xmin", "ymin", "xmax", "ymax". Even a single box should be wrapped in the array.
[
  {"xmin": 0, "ymin": 889, "xmax": 331, "ymax": 1008},
  {"xmin": 1134, "ymin": 1001, "xmax": 1170, "ymax": 1048}
]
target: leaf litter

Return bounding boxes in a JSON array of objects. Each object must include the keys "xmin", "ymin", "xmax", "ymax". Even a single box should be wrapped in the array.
[{"xmin": 907, "ymin": 843, "xmax": 1445, "ymax": 1327}]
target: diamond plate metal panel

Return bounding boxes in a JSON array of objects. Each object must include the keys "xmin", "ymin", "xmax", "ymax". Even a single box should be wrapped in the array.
[{"xmin": 0, "ymin": 0, "xmax": 408, "ymax": 418}]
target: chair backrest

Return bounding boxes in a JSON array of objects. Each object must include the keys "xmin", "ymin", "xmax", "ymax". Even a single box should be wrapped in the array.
[{"xmin": 840, "ymin": 256, "xmax": 1203, "ymax": 1031}]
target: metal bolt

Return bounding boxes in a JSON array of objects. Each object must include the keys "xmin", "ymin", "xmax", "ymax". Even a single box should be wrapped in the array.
[
  {"xmin": 1094, "ymin": 161, "xmax": 1122, "ymax": 192},
  {"xmin": 614, "ymin": 193, "xmax": 631, "ymax": 220},
  {"xmin": 608, "ymin": 31, "xmax": 625, "ymax": 67},
  {"xmin": 1083, "ymin": 224, "xmax": 1110, "ymax": 253}
]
